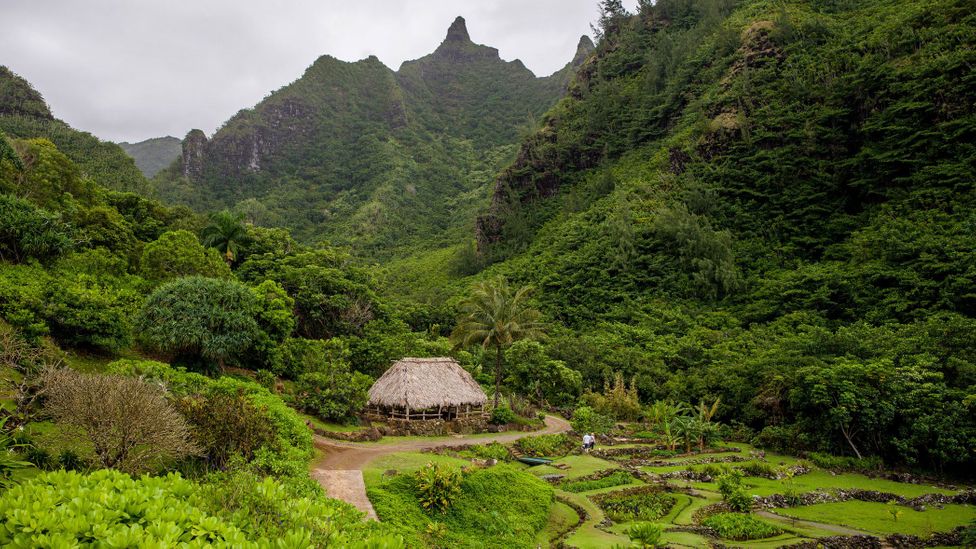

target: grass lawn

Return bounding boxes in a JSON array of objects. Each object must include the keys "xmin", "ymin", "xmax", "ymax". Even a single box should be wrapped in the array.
[
  {"xmin": 773, "ymin": 501, "xmax": 976, "ymax": 536},
  {"xmin": 362, "ymin": 451, "xmax": 470, "ymax": 486},
  {"xmin": 558, "ymin": 489, "xmax": 630, "ymax": 548},
  {"xmin": 741, "ymin": 469, "xmax": 958, "ymax": 498},
  {"xmin": 302, "ymin": 413, "xmax": 369, "ymax": 433},
  {"xmin": 529, "ymin": 455, "xmax": 619, "ymax": 480},
  {"xmin": 535, "ymin": 499, "xmax": 579, "ymax": 547}
]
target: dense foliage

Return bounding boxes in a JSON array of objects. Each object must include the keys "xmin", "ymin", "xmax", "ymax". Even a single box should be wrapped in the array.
[
  {"xmin": 436, "ymin": 0, "xmax": 976, "ymax": 475},
  {"xmin": 0, "ymin": 469, "xmax": 399, "ymax": 548}
]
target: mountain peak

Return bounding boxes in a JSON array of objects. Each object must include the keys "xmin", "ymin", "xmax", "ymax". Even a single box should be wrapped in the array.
[
  {"xmin": 446, "ymin": 16, "xmax": 470, "ymax": 42},
  {"xmin": 573, "ymin": 36, "xmax": 595, "ymax": 65}
]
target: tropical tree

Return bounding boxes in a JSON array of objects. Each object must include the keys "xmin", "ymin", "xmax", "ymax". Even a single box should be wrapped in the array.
[
  {"xmin": 201, "ymin": 210, "xmax": 252, "ymax": 266},
  {"xmin": 451, "ymin": 277, "xmax": 545, "ymax": 407},
  {"xmin": 135, "ymin": 276, "xmax": 261, "ymax": 372},
  {"xmin": 696, "ymin": 397, "xmax": 721, "ymax": 451}
]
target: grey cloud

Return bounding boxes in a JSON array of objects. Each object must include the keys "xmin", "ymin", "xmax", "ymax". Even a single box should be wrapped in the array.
[{"xmin": 1, "ymin": 0, "xmax": 637, "ymax": 142}]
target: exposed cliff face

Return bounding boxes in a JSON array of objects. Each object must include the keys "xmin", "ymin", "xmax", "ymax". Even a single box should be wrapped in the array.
[
  {"xmin": 180, "ymin": 129, "xmax": 208, "ymax": 179},
  {"xmin": 157, "ymin": 17, "xmax": 590, "ymax": 256}
]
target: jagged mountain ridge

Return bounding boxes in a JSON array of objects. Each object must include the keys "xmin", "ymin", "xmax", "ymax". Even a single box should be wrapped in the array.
[{"xmin": 157, "ymin": 17, "xmax": 593, "ymax": 256}]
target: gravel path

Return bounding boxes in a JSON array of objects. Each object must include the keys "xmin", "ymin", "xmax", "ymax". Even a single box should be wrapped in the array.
[{"xmin": 309, "ymin": 415, "xmax": 572, "ymax": 520}]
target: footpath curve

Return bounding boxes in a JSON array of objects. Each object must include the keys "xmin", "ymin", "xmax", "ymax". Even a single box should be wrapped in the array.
[{"xmin": 310, "ymin": 415, "xmax": 572, "ymax": 520}]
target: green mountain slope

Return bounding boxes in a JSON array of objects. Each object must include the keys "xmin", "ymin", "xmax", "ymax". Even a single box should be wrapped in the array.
[
  {"xmin": 155, "ymin": 17, "xmax": 593, "ymax": 257},
  {"xmin": 394, "ymin": 0, "xmax": 975, "ymax": 472},
  {"xmin": 119, "ymin": 136, "xmax": 181, "ymax": 178},
  {"xmin": 0, "ymin": 66, "xmax": 148, "ymax": 193}
]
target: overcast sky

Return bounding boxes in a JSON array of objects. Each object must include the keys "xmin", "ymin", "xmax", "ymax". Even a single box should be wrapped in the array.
[{"xmin": 1, "ymin": 0, "xmax": 638, "ymax": 143}]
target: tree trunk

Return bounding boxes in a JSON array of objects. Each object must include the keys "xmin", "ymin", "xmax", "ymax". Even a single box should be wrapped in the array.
[
  {"xmin": 493, "ymin": 345, "xmax": 503, "ymax": 408},
  {"xmin": 840, "ymin": 425, "xmax": 863, "ymax": 459}
]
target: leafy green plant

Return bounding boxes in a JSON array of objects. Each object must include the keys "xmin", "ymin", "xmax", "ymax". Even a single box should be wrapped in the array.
[
  {"xmin": 514, "ymin": 434, "xmax": 572, "ymax": 457},
  {"xmin": 490, "ymin": 405, "xmax": 517, "ymax": 425},
  {"xmin": 56, "ymin": 449, "xmax": 86, "ymax": 471},
  {"xmin": 717, "ymin": 470, "xmax": 751, "ymax": 512},
  {"xmin": 740, "ymin": 461, "xmax": 775, "ymax": 478},
  {"xmin": 0, "ymin": 416, "xmax": 31, "ymax": 485},
  {"xmin": 414, "ymin": 462, "xmax": 463, "ymax": 513},
  {"xmin": 625, "ymin": 522, "xmax": 665, "ymax": 548},
  {"xmin": 702, "ymin": 513, "xmax": 782, "ymax": 541},
  {"xmin": 468, "ymin": 442, "xmax": 510, "ymax": 461},
  {"xmin": 571, "ymin": 405, "xmax": 615, "ymax": 435}
]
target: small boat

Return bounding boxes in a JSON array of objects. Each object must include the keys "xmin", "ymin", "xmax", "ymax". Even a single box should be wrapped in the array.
[{"xmin": 517, "ymin": 456, "xmax": 554, "ymax": 466}]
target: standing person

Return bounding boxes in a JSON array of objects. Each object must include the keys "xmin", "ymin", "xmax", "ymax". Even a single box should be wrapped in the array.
[
  {"xmin": 588, "ymin": 433, "xmax": 596, "ymax": 452},
  {"xmin": 581, "ymin": 433, "xmax": 593, "ymax": 453}
]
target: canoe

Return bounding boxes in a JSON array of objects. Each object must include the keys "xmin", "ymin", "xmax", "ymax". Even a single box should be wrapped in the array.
[{"xmin": 517, "ymin": 457, "xmax": 553, "ymax": 466}]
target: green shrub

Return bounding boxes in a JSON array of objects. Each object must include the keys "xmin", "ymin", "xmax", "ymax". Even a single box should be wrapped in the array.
[
  {"xmin": 135, "ymin": 277, "xmax": 261, "ymax": 371},
  {"xmin": 490, "ymin": 405, "xmax": 517, "ymax": 425},
  {"xmin": 56, "ymin": 449, "xmax": 86, "ymax": 471},
  {"xmin": 24, "ymin": 446, "xmax": 51, "ymax": 470},
  {"xmin": 595, "ymin": 489, "xmax": 675, "ymax": 522},
  {"xmin": 717, "ymin": 470, "xmax": 752, "ymax": 512},
  {"xmin": 175, "ymin": 390, "xmax": 276, "ymax": 470},
  {"xmin": 414, "ymin": 463, "xmax": 463, "ymax": 513},
  {"xmin": 626, "ymin": 522, "xmax": 665, "ymax": 548},
  {"xmin": 808, "ymin": 452, "xmax": 884, "ymax": 472},
  {"xmin": 514, "ymin": 434, "xmax": 572, "ymax": 457},
  {"xmin": 696, "ymin": 464, "xmax": 726, "ymax": 478},
  {"xmin": 255, "ymin": 369, "xmax": 275, "ymax": 390},
  {"xmin": 108, "ymin": 359, "xmax": 312, "ymax": 479},
  {"xmin": 295, "ymin": 368, "xmax": 372, "ymax": 422},
  {"xmin": 561, "ymin": 471, "xmax": 635, "ymax": 493},
  {"xmin": 739, "ymin": 462, "xmax": 775, "ymax": 478},
  {"xmin": 469, "ymin": 442, "xmax": 510, "ymax": 461},
  {"xmin": 571, "ymin": 405, "xmax": 614, "ymax": 435},
  {"xmin": 0, "ymin": 193, "xmax": 73, "ymax": 263},
  {"xmin": 702, "ymin": 513, "xmax": 782, "ymax": 541}
]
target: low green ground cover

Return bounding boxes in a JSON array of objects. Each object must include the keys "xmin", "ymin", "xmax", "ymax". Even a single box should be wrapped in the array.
[
  {"xmin": 702, "ymin": 513, "xmax": 783, "ymax": 540},
  {"xmin": 363, "ymin": 452, "xmax": 470, "ymax": 485},
  {"xmin": 536, "ymin": 499, "xmax": 578, "ymax": 547},
  {"xmin": 367, "ymin": 464, "xmax": 553, "ymax": 548}
]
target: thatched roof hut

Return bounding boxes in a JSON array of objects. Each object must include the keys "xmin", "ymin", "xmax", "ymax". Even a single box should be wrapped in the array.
[{"xmin": 366, "ymin": 357, "xmax": 487, "ymax": 421}]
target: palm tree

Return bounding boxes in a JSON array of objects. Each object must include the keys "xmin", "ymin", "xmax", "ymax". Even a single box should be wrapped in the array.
[
  {"xmin": 696, "ymin": 397, "xmax": 721, "ymax": 451},
  {"xmin": 201, "ymin": 210, "xmax": 252, "ymax": 266},
  {"xmin": 451, "ymin": 277, "xmax": 545, "ymax": 408}
]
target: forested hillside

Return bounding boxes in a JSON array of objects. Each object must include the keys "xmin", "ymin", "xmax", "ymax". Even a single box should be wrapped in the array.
[
  {"xmin": 0, "ymin": 67, "xmax": 148, "ymax": 194},
  {"xmin": 154, "ymin": 17, "xmax": 593, "ymax": 257},
  {"xmin": 119, "ymin": 136, "xmax": 181, "ymax": 178},
  {"xmin": 444, "ymin": 0, "xmax": 975, "ymax": 473}
]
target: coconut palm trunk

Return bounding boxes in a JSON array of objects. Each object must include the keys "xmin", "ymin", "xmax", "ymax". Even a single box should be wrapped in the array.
[{"xmin": 493, "ymin": 344, "xmax": 503, "ymax": 408}]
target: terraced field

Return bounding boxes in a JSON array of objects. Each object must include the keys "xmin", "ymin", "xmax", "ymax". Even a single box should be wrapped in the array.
[{"xmin": 520, "ymin": 442, "xmax": 975, "ymax": 548}]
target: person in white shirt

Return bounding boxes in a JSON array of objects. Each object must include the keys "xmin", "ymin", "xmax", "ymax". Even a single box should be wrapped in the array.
[{"xmin": 582, "ymin": 433, "xmax": 593, "ymax": 452}]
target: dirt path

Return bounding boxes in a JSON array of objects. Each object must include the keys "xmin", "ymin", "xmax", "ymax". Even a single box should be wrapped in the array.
[{"xmin": 310, "ymin": 415, "xmax": 572, "ymax": 520}]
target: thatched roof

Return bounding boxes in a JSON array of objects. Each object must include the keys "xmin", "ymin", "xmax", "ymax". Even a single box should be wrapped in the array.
[{"xmin": 367, "ymin": 357, "xmax": 486, "ymax": 410}]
